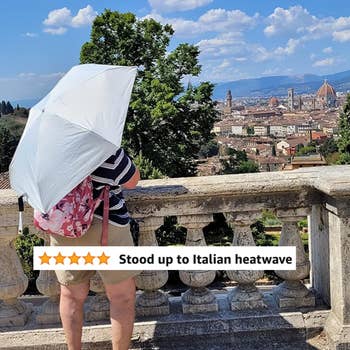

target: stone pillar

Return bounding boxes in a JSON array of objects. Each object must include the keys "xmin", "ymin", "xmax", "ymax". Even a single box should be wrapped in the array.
[
  {"xmin": 177, "ymin": 214, "xmax": 217, "ymax": 314},
  {"xmin": 323, "ymin": 200, "xmax": 350, "ymax": 349},
  {"xmin": 225, "ymin": 212, "xmax": 266, "ymax": 310},
  {"xmin": 0, "ymin": 226, "xmax": 31, "ymax": 326},
  {"xmin": 135, "ymin": 217, "xmax": 169, "ymax": 316},
  {"xmin": 86, "ymin": 272, "xmax": 110, "ymax": 321},
  {"xmin": 309, "ymin": 204, "xmax": 330, "ymax": 305},
  {"xmin": 273, "ymin": 208, "xmax": 315, "ymax": 308},
  {"xmin": 35, "ymin": 232, "xmax": 61, "ymax": 324}
]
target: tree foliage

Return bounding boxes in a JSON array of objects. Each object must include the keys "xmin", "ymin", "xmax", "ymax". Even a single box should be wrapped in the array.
[
  {"xmin": 0, "ymin": 126, "xmax": 19, "ymax": 172},
  {"xmin": 198, "ymin": 139, "xmax": 219, "ymax": 158},
  {"xmin": 0, "ymin": 100, "xmax": 14, "ymax": 115},
  {"xmin": 319, "ymin": 137, "xmax": 338, "ymax": 157},
  {"xmin": 337, "ymin": 94, "xmax": 350, "ymax": 164},
  {"xmin": 220, "ymin": 147, "xmax": 259, "ymax": 174},
  {"xmin": 80, "ymin": 10, "xmax": 218, "ymax": 177}
]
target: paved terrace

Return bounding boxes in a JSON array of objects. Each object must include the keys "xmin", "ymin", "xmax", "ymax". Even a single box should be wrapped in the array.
[{"xmin": 0, "ymin": 166, "xmax": 350, "ymax": 349}]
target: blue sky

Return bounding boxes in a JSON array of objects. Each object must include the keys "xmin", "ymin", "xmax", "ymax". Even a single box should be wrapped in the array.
[{"xmin": 1, "ymin": 0, "xmax": 350, "ymax": 103}]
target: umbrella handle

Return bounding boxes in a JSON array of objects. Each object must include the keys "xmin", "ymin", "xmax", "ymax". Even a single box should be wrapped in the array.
[{"xmin": 18, "ymin": 196, "xmax": 24, "ymax": 235}]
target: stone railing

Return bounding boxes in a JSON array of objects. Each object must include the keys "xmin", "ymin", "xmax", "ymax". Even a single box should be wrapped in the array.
[{"xmin": 0, "ymin": 165, "xmax": 350, "ymax": 349}]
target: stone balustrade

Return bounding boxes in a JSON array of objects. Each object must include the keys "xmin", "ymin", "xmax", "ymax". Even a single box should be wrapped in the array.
[{"xmin": 0, "ymin": 165, "xmax": 350, "ymax": 349}]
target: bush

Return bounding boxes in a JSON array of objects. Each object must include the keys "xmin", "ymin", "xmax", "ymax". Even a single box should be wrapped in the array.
[{"xmin": 14, "ymin": 228, "xmax": 44, "ymax": 294}]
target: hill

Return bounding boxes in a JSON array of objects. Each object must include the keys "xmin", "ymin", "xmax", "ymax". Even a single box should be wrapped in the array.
[{"xmin": 213, "ymin": 70, "xmax": 350, "ymax": 100}]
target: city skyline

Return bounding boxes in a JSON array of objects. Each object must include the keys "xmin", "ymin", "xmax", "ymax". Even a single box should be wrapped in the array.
[{"xmin": 1, "ymin": 0, "xmax": 350, "ymax": 102}]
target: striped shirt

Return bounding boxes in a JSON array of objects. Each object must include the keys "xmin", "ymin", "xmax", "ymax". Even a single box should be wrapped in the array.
[{"xmin": 91, "ymin": 148, "xmax": 136, "ymax": 226}]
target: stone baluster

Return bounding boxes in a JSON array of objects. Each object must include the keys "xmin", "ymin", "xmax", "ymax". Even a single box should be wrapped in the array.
[
  {"xmin": 273, "ymin": 208, "xmax": 315, "ymax": 308},
  {"xmin": 177, "ymin": 214, "xmax": 217, "ymax": 314},
  {"xmin": 0, "ymin": 226, "xmax": 31, "ymax": 326},
  {"xmin": 322, "ymin": 201, "xmax": 350, "ymax": 350},
  {"xmin": 86, "ymin": 272, "xmax": 110, "ymax": 321},
  {"xmin": 35, "ymin": 232, "xmax": 61, "ymax": 324},
  {"xmin": 135, "ymin": 217, "xmax": 169, "ymax": 316},
  {"xmin": 225, "ymin": 212, "xmax": 266, "ymax": 310}
]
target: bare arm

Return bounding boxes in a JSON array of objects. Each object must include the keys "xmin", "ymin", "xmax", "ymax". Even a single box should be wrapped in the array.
[{"xmin": 121, "ymin": 168, "xmax": 140, "ymax": 189}]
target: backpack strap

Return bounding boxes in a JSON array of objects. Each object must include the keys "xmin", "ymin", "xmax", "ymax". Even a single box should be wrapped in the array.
[{"xmin": 101, "ymin": 185, "xmax": 110, "ymax": 246}]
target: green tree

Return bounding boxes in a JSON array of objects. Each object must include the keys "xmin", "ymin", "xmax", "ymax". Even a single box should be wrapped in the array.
[
  {"xmin": 271, "ymin": 144, "xmax": 276, "ymax": 156},
  {"xmin": 80, "ymin": 10, "xmax": 218, "ymax": 177},
  {"xmin": 296, "ymin": 145, "xmax": 317, "ymax": 156},
  {"xmin": 6, "ymin": 101, "xmax": 14, "ymax": 114},
  {"xmin": 319, "ymin": 137, "xmax": 338, "ymax": 157},
  {"xmin": 198, "ymin": 139, "xmax": 219, "ymax": 158},
  {"xmin": 1, "ymin": 101, "xmax": 6, "ymax": 114},
  {"xmin": 0, "ymin": 125, "xmax": 19, "ymax": 172},
  {"xmin": 220, "ymin": 148, "xmax": 259, "ymax": 174},
  {"xmin": 235, "ymin": 160, "xmax": 259, "ymax": 174},
  {"xmin": 132, "ymin": 153, "xmax": 164, "ymax": 179},
  {"xmin": 246, "ymin": 126, "xmax": 254, "ymax": 135},
  {"xmin": 337, "ymin": 94, "xmax": 350, "ymax": 164}
]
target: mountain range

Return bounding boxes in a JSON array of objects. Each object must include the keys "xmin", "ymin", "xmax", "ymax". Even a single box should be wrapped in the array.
[
  {"xmin": 213, "ymin": 69, "xmax": 350, "ymax": 100},
  {"xmin": 11, "ymin": 69, "xmax": 350, "ymax": 107}
]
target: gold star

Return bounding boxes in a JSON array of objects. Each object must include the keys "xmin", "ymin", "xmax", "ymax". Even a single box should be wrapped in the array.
[
  {"xmin": 83, "ymin": 252, "xmax": 95, "ymax": 264},
  {"xmin": 69, "ymin": 252, "xmax": 80, "ymax": 264},
  {"xmin": 98, "ymin": 252, "xmax": 110, "ymax": 265},
  {"xmin": 54, "ymin": 252, "xmax": 65, "ymax": 265},
  {"xmin": 39, "ymin": 252, "xmax": 51, "ymax": 264}
]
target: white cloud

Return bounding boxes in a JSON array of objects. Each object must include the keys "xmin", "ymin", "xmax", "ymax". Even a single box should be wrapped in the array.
[
  {"xmin": 148, "ymin": 0, "xmax": 212, "ymax": 13},
  {"xmin": 323, "ymin": 46, "xmax": 333, "ymax": 53},
  {"xmin": 274, "ymin": 38, "xmax": 300, "ymax": 56},
  {"xmin": 0, "ymin": 72, "xmax": 65, "ymax": 101},
  {"xmin": 43, "ymin": 5, "xmax": 97, "ymax": 35},
  {"xmin": 143, "ymin": 8, "xmax": 258, "ymax": 37},
  {"xmin": 264, "ymin": 6, "xmax": 316, "ymax": 37},
  {"xmin": 333, "ymin": 29, "xmax": 350, "ymax": 42},
  {"xmin": 265, "ymin": 5, "xmax": 350, "ymax": 45},
  {"xmin": 218, "ymin": 59, "xmax": 231, "ymax": 69},
  {"xmin": 43, "ymin": 27, "xmax": 67, "ymax": 35},
  {"xmin": 43, "ymin": 7, "xmax": 72, "ymax": 27},
  {"xmin": 23, "ymin": 32, "xmax": 38, "ymax": 38},
  {"xmin": 71, "ymin": 5, "xmax": 98, "ymax": 27},
  {"xmin": 312, "ymin": 58, "xmax": 335, "ymax": 67}
]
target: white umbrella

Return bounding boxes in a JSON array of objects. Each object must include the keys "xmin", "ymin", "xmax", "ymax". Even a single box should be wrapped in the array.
[{"xmin": 9, "ymin": 64, "xmax": 137, "ymax": 213}]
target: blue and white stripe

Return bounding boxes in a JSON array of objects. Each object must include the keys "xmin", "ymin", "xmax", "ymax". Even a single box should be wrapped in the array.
[{"xmin": 91, "ymin": 148, "xmax": 136, "ymax": 226}]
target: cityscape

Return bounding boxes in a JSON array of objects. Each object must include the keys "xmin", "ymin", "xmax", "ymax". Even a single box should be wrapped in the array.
[{"xmin": 197, "ymin": 79, "xmax": 345, "ymax": 175}]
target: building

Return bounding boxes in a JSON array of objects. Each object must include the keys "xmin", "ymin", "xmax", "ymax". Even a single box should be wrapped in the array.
[
  {"xmin": 253, "ymin": 125, "xmax": 269, "ymax": 136},
  {"xmin": 288, "ymin": 88, "xmax": 295, "ymax": 111},
  {"xmin": 316, "ymin": 80, "xmax": 337, "ymax": 109},
  {"xmin": 270, "ymin": 125, "xmax": 287, "ymax": 137},
  {"xmin": 269, "ymin": 97, "xmax": 279, "ymax": 108},
  {"xmin": 224, "ymin": 90, "xmax": 233, "ymax": 114},
  {"xmin": 285, "ymin": 154, "xmax": 327, "ymax": 169},
  {"xmin": 231, "ymin": 125, "xmax": 244, "ymax": 135}
]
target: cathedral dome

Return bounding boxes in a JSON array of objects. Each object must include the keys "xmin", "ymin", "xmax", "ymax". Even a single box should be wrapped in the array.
[
  {"xmin": 317, "ymin": 81, "xmax": 336, "ymax": 98},
  {"xmin": 269, "ymin": 97, "xmax": 279, "ymax": 107}
]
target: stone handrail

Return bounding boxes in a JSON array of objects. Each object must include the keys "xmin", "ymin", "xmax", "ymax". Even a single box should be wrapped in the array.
[{"xmin": 1, "ymin": 165, "xmax": 350, "ymax": 349}]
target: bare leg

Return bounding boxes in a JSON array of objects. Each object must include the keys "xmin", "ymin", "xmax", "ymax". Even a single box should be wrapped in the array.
[
  {"xmin": 105, "ymin": 277, "xmax": 136, "ymax": 350},
  {"xmin": 59, "ymin": 282, "xmax": 90, "ymax": 350}
]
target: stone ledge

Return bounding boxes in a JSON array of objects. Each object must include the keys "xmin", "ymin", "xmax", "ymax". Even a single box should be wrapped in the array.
[
  {"xmin": 0, "ymin": 309, "xmax": 330, "ymax": 350},
  {"xmin": 0, "ymin": 290, "xmax": 330, "ymax": 350}
]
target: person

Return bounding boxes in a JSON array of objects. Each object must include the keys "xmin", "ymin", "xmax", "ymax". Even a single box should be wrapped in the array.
[{"xmin": 50, "ymin": 147, "xmax": 141, "ymax": 350}]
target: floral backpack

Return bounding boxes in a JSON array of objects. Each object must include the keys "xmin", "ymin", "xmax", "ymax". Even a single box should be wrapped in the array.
[{"xmin": 33, "ymin": 176, "xmax": 110, "ymax": 245}]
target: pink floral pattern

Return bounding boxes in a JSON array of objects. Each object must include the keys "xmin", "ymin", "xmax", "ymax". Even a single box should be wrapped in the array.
[{"xmin": 34, "ymin": 176, "xmax": 102, "ymax": 238}]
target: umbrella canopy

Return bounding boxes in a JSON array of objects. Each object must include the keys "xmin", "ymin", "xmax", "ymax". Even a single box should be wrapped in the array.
[{"xmin": 10, "ymin": 64, "xmax": 137, "ymax": 213}]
